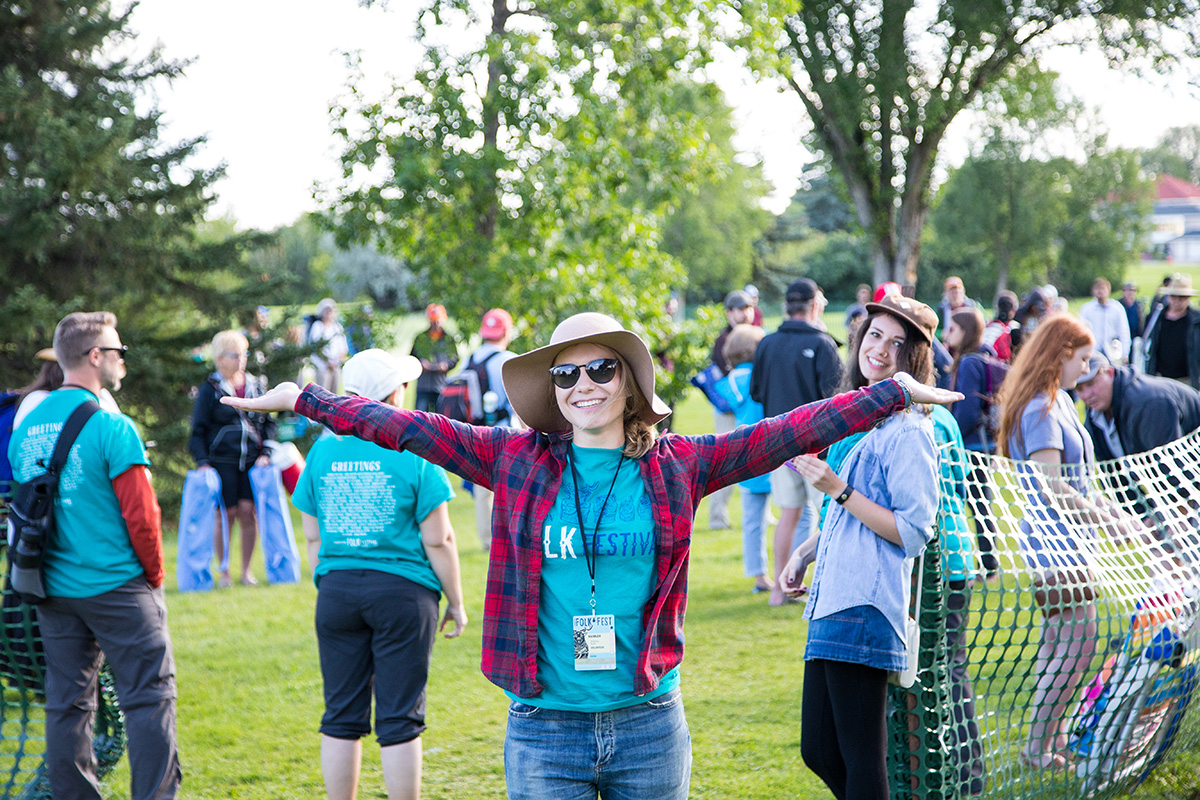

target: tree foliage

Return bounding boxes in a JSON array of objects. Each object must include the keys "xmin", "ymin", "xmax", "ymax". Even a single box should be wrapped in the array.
[
  {"xmin": 323, "ymin": 0, "xmax": 787, "ymax": 345},
  {"xmin": 927, "ymin": 143, "xmax": 1151, "ymax": 300},
  {"xmin": 650, "ymin": 84, "xmax": 773, "ymax": 305},
  {"xmin": 1140, "ymin": 125, "xmax": 1200, "ymax": 185},
  {"xmin": 0, "ymin": 0, "xmax": 275, "ymax": 508},
  {"xmin": 777, "ymin": 0, "xmax": 1200, "ymax": 288}
]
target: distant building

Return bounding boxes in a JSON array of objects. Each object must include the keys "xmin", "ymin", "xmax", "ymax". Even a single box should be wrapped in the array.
[{"xmin": 1150, "ymin": 175, "xmax": 1200, "ymax": 264}]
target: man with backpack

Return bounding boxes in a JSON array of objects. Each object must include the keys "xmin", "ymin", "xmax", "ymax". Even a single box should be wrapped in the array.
[
  {"xmin": 7, "ymin": 312, "xmax": 180, "ymax": 799},
  {"xmin": 456, "ymin": 308, "xmax": 517, "ymax": 551}
]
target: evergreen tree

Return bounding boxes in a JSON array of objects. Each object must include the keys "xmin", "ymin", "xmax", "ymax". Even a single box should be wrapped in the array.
[{"xmin": 1, "ymin": 0, "xmax": 274, "ymax": 507}]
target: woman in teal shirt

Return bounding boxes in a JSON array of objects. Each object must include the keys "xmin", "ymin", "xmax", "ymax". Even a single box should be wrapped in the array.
[{"xmin": 292, "ymin": 349, "xmax": 467, "ymax": 800}]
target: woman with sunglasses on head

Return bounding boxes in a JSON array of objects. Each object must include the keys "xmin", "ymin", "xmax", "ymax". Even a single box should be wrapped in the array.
[
  {"xmin": 222, "ymin": 311, "xmax": 960, "ymax": 799},
  {"xmin": 781, "ymin": 295, "xmax": 982, "ymax": 799}
]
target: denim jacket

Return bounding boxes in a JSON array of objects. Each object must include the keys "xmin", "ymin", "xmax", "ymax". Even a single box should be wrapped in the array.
[{"xmin": 804, "ymin": 408, "xmax": 939, "ymax": 643}]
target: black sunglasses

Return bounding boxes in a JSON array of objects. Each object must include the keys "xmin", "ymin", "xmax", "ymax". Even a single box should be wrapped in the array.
[
  {"xmin": 83, "ymin": 345, "xmax": 129, "ymax": 358},
  {"xmin": 549, "ymin": 358, "xmax": 620, "ymax": 389}
]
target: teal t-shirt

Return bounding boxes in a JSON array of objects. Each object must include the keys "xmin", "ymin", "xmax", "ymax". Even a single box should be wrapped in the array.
[
  {"xmin": 8, "ymin": 389, "xmax": 150, "ymax": 598},
  {"xmin": 291, "ymin": 434, "xmax": 454, "ymax": 593},
  {"xmin": 818, "ymin": 405, "xmax": 976, "ymax": 580},
  {"xmin": 509, "ymin": 444, "xmax": 678, "ymax": 711}
]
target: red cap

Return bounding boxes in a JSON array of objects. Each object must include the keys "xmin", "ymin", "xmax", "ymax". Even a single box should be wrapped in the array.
[
  {"xmin": 873, "ymin": 282, "xmax": 901, "ymax": 303},
  {"xmin": 479, "ymin": 308, "xmax": 513, "ymax": 340},
  {"xmin": 426, "ymin": 303, "xmax": 447, "ymax": 323}
]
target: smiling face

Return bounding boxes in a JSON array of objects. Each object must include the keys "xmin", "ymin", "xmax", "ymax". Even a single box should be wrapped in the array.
[
  {"xmin": 553, "ymin": 343, "xmax": 628, "ymax": 446},
  {"xmin": 1059, "ymin": 343, "xmax": 1095, "ymax": 390},
  {"xmin": 858, "ymin": 314, "xmax": 907, "ymax": 385}
]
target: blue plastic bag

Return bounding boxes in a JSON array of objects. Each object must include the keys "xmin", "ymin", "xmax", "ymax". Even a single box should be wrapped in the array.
[
  {"xmin": 689, "ymin": 363, "xmax": 734, "ymax": 414},
  {"xmin": 250, "ymin": 465, "xmax": 302, "ymax": 584},
  {"xmin": 176, "ymin": 469, "xmax": 228, "ymax": 592}
]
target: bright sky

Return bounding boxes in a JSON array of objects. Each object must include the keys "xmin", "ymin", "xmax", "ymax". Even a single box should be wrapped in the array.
[{"xmin": 128, "ymin": 1, "xmax": 1200, "ymax": 231}]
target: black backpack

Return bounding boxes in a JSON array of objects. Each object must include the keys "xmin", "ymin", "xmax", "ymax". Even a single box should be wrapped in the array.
[
  {"xmin": 435, "ymin": 351, "xmax": 501, "ymax": 425},
  {"xmin": 7, "ymin": 400, "xmax": 100, "ymax": 604}
]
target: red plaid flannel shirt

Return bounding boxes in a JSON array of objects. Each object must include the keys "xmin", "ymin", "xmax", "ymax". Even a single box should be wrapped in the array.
[{"xmin": 297, "ymin": 379, "xmax": 905, "ymax": 697}]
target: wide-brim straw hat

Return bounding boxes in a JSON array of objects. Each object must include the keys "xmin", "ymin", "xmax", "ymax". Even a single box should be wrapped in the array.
[
  {"xmin": 502, "ymin": 312, "xmax": 671, "ymax": 434},
  {"xmin": 1163, "ymin": 274, "xmax": 1199, "ymax": 297}
]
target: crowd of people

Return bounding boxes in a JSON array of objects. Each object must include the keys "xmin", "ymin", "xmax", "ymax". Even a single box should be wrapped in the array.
[{"xmin": 6, "ymin": 271, "xmax": 1200, "ymax": 800}]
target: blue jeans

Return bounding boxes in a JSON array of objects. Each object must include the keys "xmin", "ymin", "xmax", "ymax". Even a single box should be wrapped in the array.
[
  {"xmin": 504, "ymin": 687, "xmax": 691, "ymax": 800},
  {"xmin": 739, "ymin": 488, "xmax": 770, "ymax": 577}
]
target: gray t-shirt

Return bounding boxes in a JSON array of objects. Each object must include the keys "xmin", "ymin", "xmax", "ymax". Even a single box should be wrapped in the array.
[{"xmin": 1007, "ymin": 390, "xmax": 1093, "ymax": 493}]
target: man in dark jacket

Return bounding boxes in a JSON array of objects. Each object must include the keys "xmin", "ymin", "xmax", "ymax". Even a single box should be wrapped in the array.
[
  {"xmin": 1142, "ymin": 274, "xmax": 1200, "ymax": 389},
  {"xmin": 1077, "ymin": 352, "xmax": 1200, "ymax": 461},
  {"xmin": 750, "ymin": 278, "xmax": 841, "ymax": 606}
]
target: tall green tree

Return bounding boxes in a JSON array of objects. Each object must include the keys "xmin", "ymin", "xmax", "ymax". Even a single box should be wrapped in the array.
[
  {"xmin": 1, "ymin": 0, "xmax": 272, "ymax": 505},
  {"xmin": 777, "ymin": 0, "xmax": 1200, "ymax": 288},
  {"xmin": 323, "ymin": 0, "xmax": 790, "ymax": 347},
  {"xmin": 927, "ymin": 152, "xmax": 1065, "ymax": 294}
]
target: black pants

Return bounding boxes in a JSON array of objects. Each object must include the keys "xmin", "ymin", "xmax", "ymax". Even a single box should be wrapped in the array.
[{"xmin": 801, "ymin": 658, "xmax": 889, "ymax": 800}]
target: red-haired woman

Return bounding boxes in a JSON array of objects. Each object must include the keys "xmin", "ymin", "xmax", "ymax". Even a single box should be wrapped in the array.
[{"xmin": 997, "ymin": 314, "xmax": 1129, "ymax": 769}]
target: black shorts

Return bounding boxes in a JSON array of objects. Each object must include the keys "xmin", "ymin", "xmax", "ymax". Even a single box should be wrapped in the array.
[
  {"xmin": 315, "ymin": 569, "xmax": 439, "ymax": 746},
  {"xmin": 210, "ymin": 462, "xmax": 253, "ymax": 508}
]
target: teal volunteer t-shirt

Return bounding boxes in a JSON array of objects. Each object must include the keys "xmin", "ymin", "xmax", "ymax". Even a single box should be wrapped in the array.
[
  {"xmin": 510, "ymin": 444, "xmax": 679, "ymax": 711},
  {"xmin": 8, "ymin": 389, "xmax": 150, "ymax": 598},
  {"xmin": 291, "ymin": 434, "xmax": 454, "ymax": 593}
]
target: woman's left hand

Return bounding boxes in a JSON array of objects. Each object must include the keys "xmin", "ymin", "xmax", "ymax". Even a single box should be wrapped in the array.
[
  {"xmin": 893, "ymin": 372, "xmax": 963, "ymax": 406},
  {"xmin": 255, "ymin": 454, "xmax": 271, "ymax": 467},
  {"xmin": 789, "ymin": 455, "xmax": 842, "ymax": 496}
]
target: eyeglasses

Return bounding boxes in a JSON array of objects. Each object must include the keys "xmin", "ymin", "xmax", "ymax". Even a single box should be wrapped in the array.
[
  {"xmin": 548, "ymin": 358, "xmax": 620, "ymax": 389},
  {"xmin": 220, "ymin": 351, "xmax": 248, "ymax": 360},
  {"xmin": 83, "ymin": 345, "xmax": 129, "ymax": 358}
]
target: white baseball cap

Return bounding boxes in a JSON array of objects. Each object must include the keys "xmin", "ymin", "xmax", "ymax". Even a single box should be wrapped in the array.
[{"xmin": 343, "ymin": 349, "xmax": 422, "ymax": 402}]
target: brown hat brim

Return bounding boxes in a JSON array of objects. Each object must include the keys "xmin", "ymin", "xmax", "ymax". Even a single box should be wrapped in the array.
[{"xmin": 502, "ymin": 328, "xmax": 671, "ymax": 434}]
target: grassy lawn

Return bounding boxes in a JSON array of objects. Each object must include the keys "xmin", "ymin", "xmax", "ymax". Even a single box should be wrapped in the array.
[{"xmin": 85, "ymin": 352, "xmax": 1200, "ymax": 798}]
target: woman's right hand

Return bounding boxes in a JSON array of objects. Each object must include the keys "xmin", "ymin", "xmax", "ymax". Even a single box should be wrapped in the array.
[
  {"xmin": 780, "ymin": 536, "xmax": 819, "ymax": 596},
  {"xmin": 220, "ymin": 382, "xmax": 301, "ymax": 413}
]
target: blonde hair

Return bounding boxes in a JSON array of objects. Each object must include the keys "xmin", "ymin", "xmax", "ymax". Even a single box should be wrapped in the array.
[
  {"xmin": 723, "ymin": 324, "xmax": 764, "ymax": 368},
  {"xmin": 54, "ymin": 311, "xmax": 117, "ymax": 370},
  {"xmin": 211, "ymin": 330, "xmax": 249, "ymax": 364}
]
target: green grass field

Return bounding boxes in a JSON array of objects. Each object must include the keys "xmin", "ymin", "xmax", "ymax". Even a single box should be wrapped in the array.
[{"xmin": 79, "ymin": 388, "xmax": 1200, "ymax": 799}]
